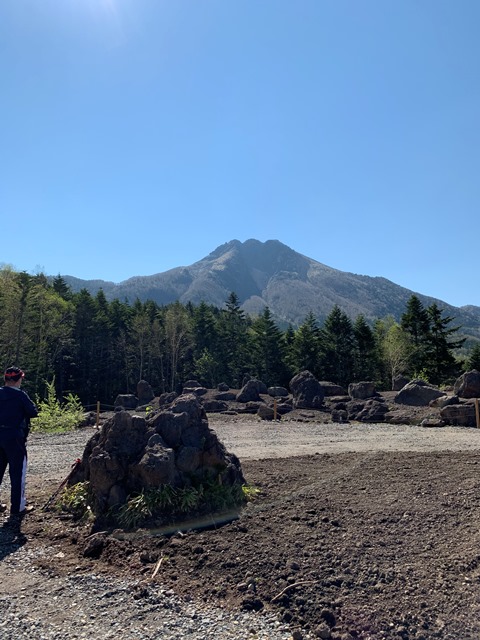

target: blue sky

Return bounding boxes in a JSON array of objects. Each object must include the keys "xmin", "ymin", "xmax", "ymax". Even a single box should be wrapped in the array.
[{"xmin": 1, "ymin": 1, "xmax": 479, "ymax": 308}]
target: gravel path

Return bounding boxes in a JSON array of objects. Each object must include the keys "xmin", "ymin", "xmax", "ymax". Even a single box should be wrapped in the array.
[{"xmin": 1, "ymin": 418, "xmax": 480, "ymax": 640}]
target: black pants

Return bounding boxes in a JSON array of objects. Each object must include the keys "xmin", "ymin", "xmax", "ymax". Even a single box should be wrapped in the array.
[{"xmin": 0, "ymin": 432, "xmax": 27, "ymax": 513}]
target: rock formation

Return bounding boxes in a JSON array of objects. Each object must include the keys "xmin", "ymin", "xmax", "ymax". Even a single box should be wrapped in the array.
[{"xmin": 71, "ymin": 394, "xmax": 245, "ymax": 518}]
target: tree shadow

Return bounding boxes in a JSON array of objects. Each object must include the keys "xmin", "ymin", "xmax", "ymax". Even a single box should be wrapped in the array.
[{"xmin": 0, "ymin": 517, "xmax": 27, "ymax": 560}]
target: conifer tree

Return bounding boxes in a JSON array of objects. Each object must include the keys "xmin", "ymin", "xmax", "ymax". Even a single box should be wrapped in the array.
[
  {"xmin": 467, "ymin": 343, "xmax": 480, "ymax": 371},
  {"xmin": 401, "ymin": 295, "xmax": 431, "ymax": 375},
  {"xmin": 288, "ymin": 311, "xmax": 322, "ymax": 378},
  {"xmin": 352, "ymin": 315, "xmax": 378, "ymax": 381},
  {"xmin": 319, "ymin": 306, "xmax": 355, "ymax": 387},
  {"xmin": 250, "ymin": 307, "xmax": 288, "ymax": 386},
  {"xmin": 424, "ymin": 303, "xmax": 464, "ymax": 385}
]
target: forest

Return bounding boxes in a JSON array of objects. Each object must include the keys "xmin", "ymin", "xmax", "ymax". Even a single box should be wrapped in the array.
[{"xmin": 0, "ymin": 267, "xmax": 478, "ymax": 407}]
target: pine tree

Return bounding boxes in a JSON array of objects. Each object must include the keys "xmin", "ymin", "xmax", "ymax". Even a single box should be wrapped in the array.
[
  {"xmin": 319, "ymin": 306, "xmax": 355, "ymax": 387},
  {"xmin": 467, "ymin": 343, "xmax": 480, "ymax": 371},
  {"xmin": 352, "ymin": 315, "xmax": 378, "ymax": 381},
  {"xmin": 424, "ymin": 303, "xmax": 464, "ymax": 385},
  {"xmin": 250, "ymin": 307, "xmax": 288, "ymax": 386},
  {"xmin": 288, "ymin": 312, "xmax": 322, "ymax": 378},
  {"xmin": 401, "ymin": 295, "xmax": 431, "ymax": 375},
  {"xmin": 217, "ymin": 292, "xmax": 251, "ymax": 387}
]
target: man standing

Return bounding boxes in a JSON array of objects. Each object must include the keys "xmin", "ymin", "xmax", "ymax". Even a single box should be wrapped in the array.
[{"xmin": 0, "ymin": 367, "xmax": 38, "ymax": 515}]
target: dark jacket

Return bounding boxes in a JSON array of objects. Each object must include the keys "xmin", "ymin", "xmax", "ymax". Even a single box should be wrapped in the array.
[{"xmin": 0, "ymin": 386, "xmax": 38, "ymax": 439}]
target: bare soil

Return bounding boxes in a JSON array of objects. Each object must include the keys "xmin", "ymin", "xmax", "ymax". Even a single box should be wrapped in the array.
[{"xmin": 3, "ymin": 410, "xmax": 480, "ymax": 639}]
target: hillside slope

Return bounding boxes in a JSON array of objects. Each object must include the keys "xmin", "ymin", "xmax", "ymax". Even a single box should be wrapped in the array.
[{"xmin": 61, "ymin": 239, "xmax": 480, "ymax": 339}]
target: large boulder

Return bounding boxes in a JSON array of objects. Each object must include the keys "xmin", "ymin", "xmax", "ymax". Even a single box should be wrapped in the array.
[
  {"xmin": 182, "ymin": 380, "xmax": 207, "ymax": 396},
  {"xmin": 114, "ymin": 394, "xmax": 138, "ymax": 409},
  {"xmin": 72, "ymin": 394, "xmax": 244, "ymax": 517},
  {"xmin": 289, "ymin": 371, "xmax": 324, "ymax": 409},
  {"xmin": 137, "ymin": 380, "xmax": 154, "ymax": 405},
  {"xmin": 355, "ymin": 399, "xmax": 389, "ymax": 423},
  {"xmin": 267, "ymin": 386, "xmax": 289, "ymax": 398},
  {"xmin": 348, "ymin": 381, "xmax": 376, "ymax": 400},
  {"xmin": 440, "ymin": 402, "xmax": 477, "ymax": 427},
  {"xmin": 454, "ymin": 370, "xmax": 480, "ymax": 399},
  {"xmin": 237, "ymin": 380, "xmax": 265, "ymax": 403},
  {"xmin": 392, "ymin": 375, "xmax": 410, "ymax": 391},
  {"xmin": 394, "ymin": 380, "xmax": 445, "ymax": 406},
  {"xmin": 319, "ymin": 382, "xmax": 347, "ymax": 397}
]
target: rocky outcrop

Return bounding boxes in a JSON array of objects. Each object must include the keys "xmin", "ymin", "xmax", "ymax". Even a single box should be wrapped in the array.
[
  {"xmin": 72, "ymin": 394, "xmax": 244, "ymax": 516},
  {"xmin": 290, "ymin": 371, "xmax": 324, "ymax": 409},
  {"xmin": 394, "ymin": 380, "xmax": 445, "ymax": 406},
  {"xmin": 454, "ymin": 370, "xmax": 480, "ymax": 399}
]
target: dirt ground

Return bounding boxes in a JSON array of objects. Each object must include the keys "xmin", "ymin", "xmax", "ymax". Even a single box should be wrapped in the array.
[{"xmin": 3, "ymin": 411, "xmax": 480, "ymax": 639}]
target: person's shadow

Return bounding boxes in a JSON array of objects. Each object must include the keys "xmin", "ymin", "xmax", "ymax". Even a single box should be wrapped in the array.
[{"xmin": 0, "ymin": 517, "xmax": 27, "ymax": 561}]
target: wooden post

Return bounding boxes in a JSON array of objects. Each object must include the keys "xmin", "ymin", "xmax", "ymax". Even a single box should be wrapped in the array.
[
  {"xmin": 475, "ymin": 398, "xmax": 480, "ymax": 429},
  {"xmin": 96, "ymin": 401, "xmax": 100, "ymax": 429}
]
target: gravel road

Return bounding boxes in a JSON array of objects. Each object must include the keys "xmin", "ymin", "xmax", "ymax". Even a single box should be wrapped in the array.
[{"xmin": 1, "ymin": 417, "xmax": 480, "ymax": 640}]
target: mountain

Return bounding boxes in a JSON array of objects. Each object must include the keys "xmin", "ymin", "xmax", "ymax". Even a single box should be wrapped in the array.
[{"xmin": 61, "ymin": 239, "xmax": 480, "ymax": 341}]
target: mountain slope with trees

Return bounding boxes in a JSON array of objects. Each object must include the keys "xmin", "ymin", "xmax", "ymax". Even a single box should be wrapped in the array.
[
  {"xmin": 0, "ymin": 267, "xmax": 473, "ymax": 407},
  {"xmin": 59, "ymin": 239, "xmax": 480, "ymax": 342}
]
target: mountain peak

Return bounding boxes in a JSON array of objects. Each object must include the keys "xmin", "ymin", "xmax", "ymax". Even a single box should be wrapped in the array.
[{"xmin": 59, "ymin": 238, "xmax": 480, "ymax": 340}]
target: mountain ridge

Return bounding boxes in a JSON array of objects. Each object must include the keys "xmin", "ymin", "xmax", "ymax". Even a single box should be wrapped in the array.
[{"xmin": 59, "ymin": 239, "xmax": 480, "ymax": 340}]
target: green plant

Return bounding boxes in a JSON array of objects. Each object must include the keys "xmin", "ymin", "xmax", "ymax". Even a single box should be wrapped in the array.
[
  {"xmin": 117, "ymin": 491, "xmax": 154, "ymax": 529},
  {"xmin": 57, "ymin": 482, "xmax": 92, "ymax": 518},
  {"xmin": 412, "ymin": 368, "xmax": 430, "ymax": 383},
  {"xmin": 114, "ymin": 480, "xmax": 257, "ymax": 530},
  {"xmin": 32, "ymin": 379, "xmax": 84, "ymax": 433},
  {"xmin": 242, "ymin": 485, "xmax": 261, "ymax": 501}
]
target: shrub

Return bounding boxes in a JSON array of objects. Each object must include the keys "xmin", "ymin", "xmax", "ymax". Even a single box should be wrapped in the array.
[
  {"xmin": 115, "ymin": 482, "xmax": 260, "ymax": 529},
  {"xmin": 32, "ymin": 379, "xmax": 84, "ymax": 433},
  {"xmin": 57, "ymin": 481, "xmax": 93, "ymax": 520}
]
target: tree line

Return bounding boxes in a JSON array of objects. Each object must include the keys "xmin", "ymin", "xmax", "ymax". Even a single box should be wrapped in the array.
[{"xmin": 0, "ymin": 267, "xmax": 478, "ymax": 405}]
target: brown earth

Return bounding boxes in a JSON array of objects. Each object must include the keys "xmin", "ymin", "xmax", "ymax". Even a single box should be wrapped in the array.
[{"xmin": 2, "ymin": 404, "xmax": 480, "ymax": 639}]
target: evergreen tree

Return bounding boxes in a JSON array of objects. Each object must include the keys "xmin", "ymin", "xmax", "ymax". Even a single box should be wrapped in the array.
[
  {"xmin": 288, "ymin": 311, "xmax": 322, "ymax": 378},
  {"xmin": 424, "ymin": 303, "xmax": 464, "ymax": 385},
  {"xmin": 52, "ymin": 275, "xmax": 73, "ymax": 300},
  {"xmin": 250, "ymin": 307, "xmax": 288, "ymax": 386},
  {"xmin": 217, "ymin": 292, "xmax": 251, "ymax": 386},
  {"xmin": 352, "ymin": 315, "xmax": 378, "ymax": 381},
  {"xmin": 467, "ymin": 343, "xmax": 480, "ymax": 371},
  {"xmin": 401, "ymin": 295, "xmax": 431, "ymax": 374},
  {"xmin": 319, "ymin": 306, "xmax": 355, "ymax": 387}
]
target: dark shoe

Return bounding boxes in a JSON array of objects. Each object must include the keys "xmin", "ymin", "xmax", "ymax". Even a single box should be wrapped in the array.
[{"xmin": 10, "ymin": 505, "xmax": 34, "ymax": 517}]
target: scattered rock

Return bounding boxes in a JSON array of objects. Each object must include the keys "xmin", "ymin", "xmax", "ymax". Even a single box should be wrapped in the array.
[
  {"xmin": 114, "ymin": 394, "xmax": 138, "ymax": 409},
  {"xmin": 236, "ymin": 380, "xmax": 263, "ymax": 403},
  {"xmin": 454, "ymin": 370, "xmax": 480, "ymax": 398},
  {"xmin": 267, "ymin": 386, "xmax": 289, "ymax": 397},
  {"xmin": 348, "ymin": 381, "xmax": 376, "ymax": 400},
  {"xmin": 137, "ymin": 380, "xmax": 154, "ymax": 405},
  {"xmin": 394, "ymin": 380, "xmax": 445, "ymax": 406},
  {"xmin": 290, "ymin": 370, "xmax": 324, "ymax": 409},
  {"xmin": 440, "ymin": 402, "xmax": 477, "ymax": 427}
]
